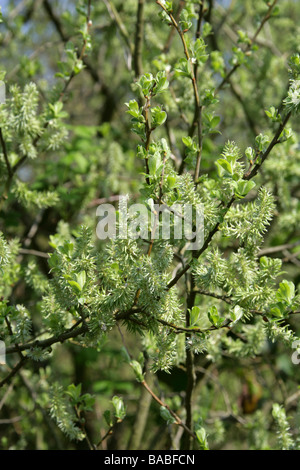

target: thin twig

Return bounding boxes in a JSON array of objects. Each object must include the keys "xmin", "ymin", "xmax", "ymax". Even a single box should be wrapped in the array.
[
  {"xmin": 168, "ymin": 100, "xmax": 292, "ymax": 290},
  {"xmin": 258, "ymin": 240, "xmax": 300, "ymax": 257},
  {"xmin": 133, "ymin": 0, "xmax": 145, "ymax": 77},
  {"xmin": 0, "ymin": 1, "xmax": 94, "ymax": 212},
  {"xmin": 116, "ymin": 323, "xmax": 197, "ymax": 443},
  {"xmin": 103, "ymin": 0, "xmax": 134, "ymax": 56},
  {"xmin": 0, "ymin": 128, "xmax": 12, "ymax": 177},
  {"xmin": 243, "ymin": 111, "xmax": 292, "ymax": 180},
  {"xmin": 156, "ymin": 1, "xmax": 202, "ymax": 181}
]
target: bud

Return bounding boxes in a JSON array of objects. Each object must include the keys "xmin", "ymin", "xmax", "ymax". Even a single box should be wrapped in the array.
[{"xmin": 0, "ymin": 340, "xmax": 6, "ymax": 364}]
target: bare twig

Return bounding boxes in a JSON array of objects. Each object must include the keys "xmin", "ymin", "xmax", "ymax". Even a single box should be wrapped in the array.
[
  {"xmin": 258, "ymin": 240, "xmax": 300, "ymax": 257},
  {"xmin": 0, "ymin": 357, "xmax": 28, "ymax": 388},
  {"xmin": 133, "ymin": 0, "xmax": 145, "ymax": 77},
  {"xmin": 215, "ymin": 0, "xmax": 278, "ymax": 93},
  {"xmin": 243, "ymin": 111, "xmax": 292, "ymax": 180}
]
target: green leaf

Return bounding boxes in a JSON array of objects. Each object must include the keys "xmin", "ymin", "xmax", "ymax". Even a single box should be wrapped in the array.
[
  {"xmin": 120, "ymin": 346, "xmax": 131, "ymax": 364},
  {"xmin": 245, "ymin": 146, "xmax": 255, "ymax": 162},
  {"xmin": 137, "ymin": 73, "xmax": 155, "ymax": 97},
  {"xmin": 210, "ymin": 116, "xmax": 221, "ymax": 128},
  {"xmin": 207, "ymin": 306, "xmax": 219, "ymax": 325},
  {"xmin": 255, "ymin": 133, "xmax": 270, "ymax": 152},
  {"xmin": 66, "ymin": 383, "xmax": 82, "ymax": 403},
  {"xmin": 125, "ymin": 100, "xmax": 142, "ymax": 119},
  {"xmin": 230, "ymin": 305, "xmax": 244, "ymax": 324},
  {"xmin": 166, "ymin": 175, "xmax": 177, "ymax": 188},
  {"xmin": 269, "ymin": 302, "xmax": 286, "ymax": 318},
  {"xmin": 81, "ymin": 394, "xmax": 95, "ymax": 412}
]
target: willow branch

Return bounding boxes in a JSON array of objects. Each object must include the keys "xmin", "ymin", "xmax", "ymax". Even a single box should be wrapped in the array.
[{"xmin": 215, "ymin": 0, "xmax": 278, "ymax": 93}]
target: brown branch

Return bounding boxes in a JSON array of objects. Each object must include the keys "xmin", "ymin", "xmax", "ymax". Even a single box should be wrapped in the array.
[
  {"xmin": 116, "ymin": 322, "xmax": 197, "ymax": 444},
  {"xmin": 243, "ymin": 111, "xmax": 292, "ymax": 180},
  {"xmin": 96, "ymin": 424, "xmax": 115, "ymax": 448},
  {"xmin": 141, "ymin": 379, "xmax": 196, "ymax": 441},
  {"xmin": 182, "ymin": 281, "xmax": 196, "ymax": 449},
  {"xmin": 127, "ymin": 358, "xmax": 153, "ymax": 450},
  {"xmin": 258, "ymin": 240, "xmax": 300, "ymax": 257},
  {"xmin": 133, "ymin": 0, "xmax": 145, "ymax": 78},
  {"xmin": 0, "ymin": 0, "xmax": 94, "ymax": 212},
  {"xmin": 103, "ymin": 0, "xmax": 134, "ymax": 56}
]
